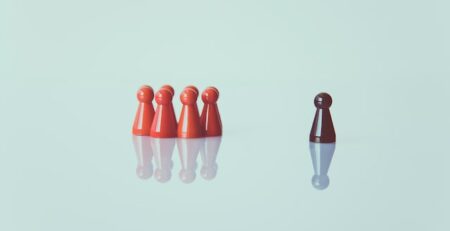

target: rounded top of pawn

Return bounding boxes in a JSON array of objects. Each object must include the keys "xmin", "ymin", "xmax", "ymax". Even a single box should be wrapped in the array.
[
  {"xmin": 155, "ymin": 89, "xmax": 173, "ymax": 105},
  {"xmin": 184, "ymin": 85, "xmax": 199, "ymax": 96},
  {"xmin": 160, "ymin": 84, "xmax": 174, "ymax": 96},
  {"xmin": 137, "ymin": 85, "xmax": 154, "ymax": 103},
  {"xmin": 180, "ymin": 88, "xmax": 198, "ymax": 105},
  {"xmin": 314, "ymin": 92, "xmax": 332, "ymax": 108},
  {"xmin": 202, "ymin": 87, "xmax": 219, "ymax": 103}
]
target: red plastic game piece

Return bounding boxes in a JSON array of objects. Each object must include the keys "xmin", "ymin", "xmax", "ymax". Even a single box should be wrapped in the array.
[
  {"xmin": 200, "ymin": 87, "xmax": 222, "ymax": 137},
  {"xmin": 177, "ymin": 88, "xmax": 203, "ymax": 138},
  {"xmin": 150, "ymin": 89, "xmax": 178, "ymax": 138},
  {"xmin": 160, "ymin": 85, "xmax": 177, "ymax": 128},
  {"xmin": 132, "ymin": 85, "xmax": 155, "ymax": 136},
  {"xmin": 310, "ymin": 92, "xmax": 336, "ymax": 143}
]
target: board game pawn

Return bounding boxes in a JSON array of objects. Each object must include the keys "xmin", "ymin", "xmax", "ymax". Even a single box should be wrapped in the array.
[
  {"xmin": 200, "ymin": 87, "xmax": 222, "ymax": 137},
  {"xmin": 160, "ymin": 84, "xmax": 178, "ymax": 127},
  {"xmin": 178, "ymin": 88, "xmax": 203, "ymax": 138},
  {"xmin": 150, "ymin": 89, "xmax": 178, "ymax": 138},
  {"xmin": 132, "ymin": 85, "xmax": 155, "ymax": 136},
  {"xmin": 310, "ymin": 92, "xmax": 336, "ymax": 143}
]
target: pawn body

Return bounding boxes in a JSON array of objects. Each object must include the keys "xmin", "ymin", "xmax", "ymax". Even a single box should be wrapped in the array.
[
  {"xmin": 132, "ymin": 85, "xmax": 155, "ymax": 136},
  {"xmin": 310, "ymin": 92, "xmax": 336, "ymax": 143},
  {"xmin": 178, "ymin": 88, "xmax": 203, "ymax": 138},
  {"xmin": 200, "ymin": 87, "xmax": 222, "ymax": 137},
  {"xmin": 150, "ymin": 89, "xmax": 178, "ymax": 138}
]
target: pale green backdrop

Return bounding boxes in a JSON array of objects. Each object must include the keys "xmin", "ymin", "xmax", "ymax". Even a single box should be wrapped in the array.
[{"xmin": 0, "ymin": 1, "xmax": 449, "ymax": 231}]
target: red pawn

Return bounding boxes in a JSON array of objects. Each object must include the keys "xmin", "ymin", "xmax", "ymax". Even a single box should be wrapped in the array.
[
  {"xmin": 200, "ymin": 87, "xmax": 222, "ymax": 136},
  {"xmin": 178, "ymin": 88, "xmax": 203, "ymax": 138},
  {"xmin": 184, "ymin": 85, "xmax": 200, "ymax": 119},
  {"xmin": 160, "ymin": 85, "xmax": 177, "ymax": 128},
  {"xmin": 132, "ymin": 85, "xmax": 155, "ymax": 136},
  {"xmin": 150, "ymin": 89, "xmax": 178, "ymax": 138}
]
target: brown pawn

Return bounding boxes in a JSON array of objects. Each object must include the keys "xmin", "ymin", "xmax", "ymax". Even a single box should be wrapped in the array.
[
  {"xmin": 132, "ymin": 85, "xmax": 155, "ymax": 136},
  {"xmin": 310, "ymin": 92, "xmax": 336, "ymax": 143},
  {"xmin": 200, "ymin": 87, "xmax": 222, "ymax": 137},
  {"xmin": 150, "ymin": 89, "xmax": 178, "ymax": 138},
  {"xmin": 178, "ymin": 88, "xmax": 203, "ymax": 138}
]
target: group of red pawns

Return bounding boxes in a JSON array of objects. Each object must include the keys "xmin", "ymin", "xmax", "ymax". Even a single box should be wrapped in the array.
[{"xmin": 132, "ymin": 85, "xmax": 222, "ymax": 138}]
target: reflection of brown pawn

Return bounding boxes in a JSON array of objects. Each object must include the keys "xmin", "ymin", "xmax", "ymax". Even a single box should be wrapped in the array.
[
  {"xmin": 151, "ymin": 138, "xmax": 176, "ymax": 183},
  {"xmin": 310, "ymin": 93, "xmax": 336, "ymax": 143},
  {"xmin": 132, "ymin": 136, "xmax": 154, "ymax": 179},
  {"xmin": 177, "ymin": 138, "xmax": 204, "ymax": 183},
  {"xmin": 150, "ymin": 89, "xmax": 178, "ymax": 138},
  {"xmin": 200, "ymin": 87, "xmax": 222, "ymax": 137},
  {"xmin": 200, "ymin": 137, "xmax": 222, "ymax": 180},
  {"xmin": 132, "ymin": 85, "xmax": 155, "ymax": 136}
]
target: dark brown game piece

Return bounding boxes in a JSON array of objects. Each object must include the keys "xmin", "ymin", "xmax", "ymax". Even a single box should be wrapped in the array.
[{"xmin": 310, "ymin": 93, "xmax": 336, "ymax": 143}]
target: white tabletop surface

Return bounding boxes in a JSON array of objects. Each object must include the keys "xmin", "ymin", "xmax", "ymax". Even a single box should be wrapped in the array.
[{"xmin": 1, "ymin": 1, "xmax": 449, "ymax": 230}]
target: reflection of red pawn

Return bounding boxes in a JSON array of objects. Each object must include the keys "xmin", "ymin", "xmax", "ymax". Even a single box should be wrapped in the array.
[
  {"xmin": 150, "ymin": 89, "xmax": 178, "ymax": 138},
  {"xmin": 132, "ymin": 136, "xmax": 154, "ymax": 180},
  {"xmin": 178, "ymin": 88, "xmax": 203, "ymax": 138},
  {"xmin": 132, "ymin": 85, "xmax": 155, "ymax": 136},
  {"xmin": 200, "ymin": 87, "xmax": 222, "ymax": 136}
]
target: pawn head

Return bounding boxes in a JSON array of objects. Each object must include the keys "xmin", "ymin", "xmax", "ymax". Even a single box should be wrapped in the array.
[
  {"xmin": 180, "ymin": 88, "xmax": 198, "ymax": 105},
  {"xmin": 160, "ymin": 85, "xmax": 175, "ymax": 96},
  {"xmin": 202, "ymin": 87, "xmax": 219, "ymax": 103},
  {"xmin": 312, "ymin": 174, "xmax": 330, "ymax": 190},
  {"xmin": 185, "ymin": 85, "xmax": 199, "ymax": 96},
  {"xmin": 155, "ymin": 89, "xmax": 173, "ymax": 105},
  {"xmin": 136, "ymin": 85, "xmax": 154, "ymax": 103},
  {"xmin": 314, "ymin": 92, "xmax": 332, "ymax": 109}
]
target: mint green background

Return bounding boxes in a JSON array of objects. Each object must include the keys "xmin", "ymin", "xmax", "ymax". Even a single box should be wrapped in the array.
[{"xmin": 1, "ymin": 1, "xmax": 449, "ymax": 231}]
